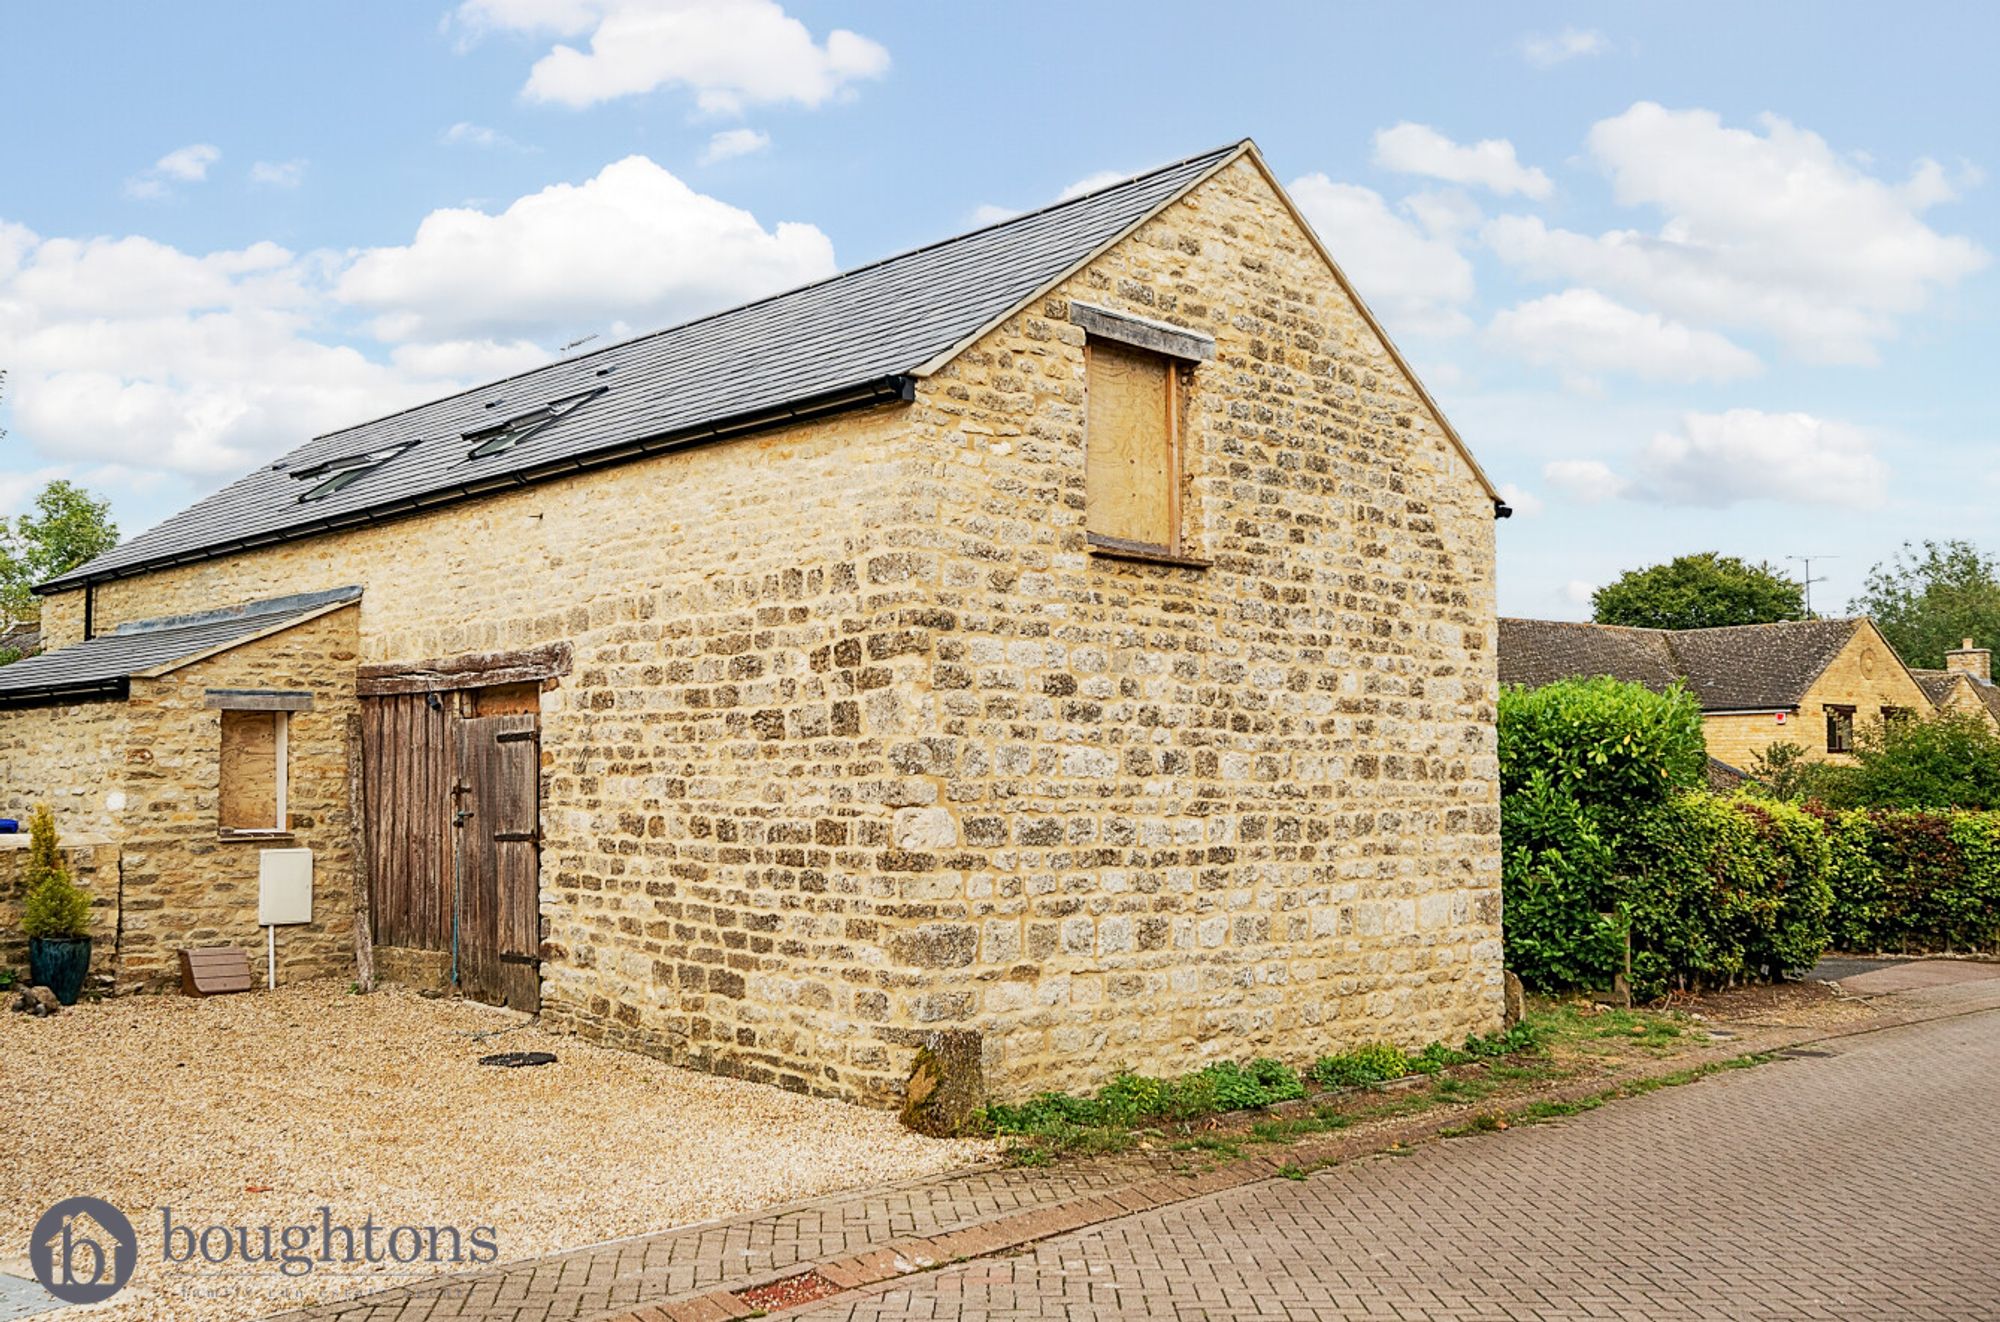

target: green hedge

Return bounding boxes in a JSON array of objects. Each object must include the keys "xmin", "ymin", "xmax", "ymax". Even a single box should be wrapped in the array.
[
  {"xmin": 1812, "ymin": 808, "xmax": 2000, "ymax": 952},
  {"xmin": 1502, "ymin": 677, "xmax": 2000, "ymax": 995}
]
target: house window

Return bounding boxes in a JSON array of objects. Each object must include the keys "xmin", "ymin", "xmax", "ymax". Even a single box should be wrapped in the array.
[
  {"xmin": 292, "ymin": 444, "xmax": 417, "ymax": 503},
  {"xmin": 1084, "ymin": 341, "xmax": 1180, "ymax": 552},
  {"xmin": 1825, "ymin": 705, "xmax": 1856, "ymax": 754},
  {"xmin": 464, "ymin": 388, "xmax": 605, "ymax": 461},
  {"xmin": 220, "ymin": 710, "xmax": 288, "ymax": 832},
  {"xmin": 1882, "ymin": 705, "xmax": 1914, "ymax": 728}
]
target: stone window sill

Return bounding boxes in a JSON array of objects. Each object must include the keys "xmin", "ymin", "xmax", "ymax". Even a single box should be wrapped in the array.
[
  {"xmin": 218, "ymin": 829, "xmax": 296, "ymax": 845},
  {"xmin": 1087, "ymin": 533, "xmax": 1212, "ymax": 570}
]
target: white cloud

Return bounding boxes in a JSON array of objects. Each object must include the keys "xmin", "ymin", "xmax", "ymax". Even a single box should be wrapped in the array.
[
  {"xmin": 250, "ymin": 159, "xmax": 306, "ymax": 188},
  {"xmin": 441, "ymin": 122, "xmax": 520, "ymax": 150},
  {"xmin": 1634, "ymin": 409, "xmax": 1888, "ymax": 509},
  {"xmin": 1497, "ymin": 482, "xmax": 1543, "ymax": 518},
  {"xmin": 1520, "ymin": 28, "xmax": 1609, "ymax": 68},
  {"xmin": 1488, "ymin": 288, "xmax": 1762, "ymax": 388},
  {"xmin": 1372, "ymin": 123, "xmax": 1552, "ymax": 200},
  {"xmin": 1485, "ymin": 103, "xmax": 1988, "ymax": 364},
  {"xmin": 1289, "ymin": 174, "xmax": 1476, "ymax": 336},
  {"xmin": 455, "ymin": 0, "xmax": 890, "ymax": 113},
  {"xmin": 700, "ymin": 127, "xmax": 770, "ymax": 164},
  {"xmin": 1, "ymin": 155, "xmax": 839, "ymax": 483},
  {"xmin": 968, "ymin": 203, "xmax": 1017, "ymax": 227},
  {"xmin": 1055, "ymin": 170, "xmax": 1126, "ymax": 202},
  {"xmin": 0, "ymin": 229, "xmax": 450, "ymax": 476},
  {"xmin": 125, "ymin": 144, "xmax": 222, "ymax": 199},
  {"xmin": 1543, "ymin": 459, "xmax": 1630, "ymax": 504},
  {"xmin": 337, "ymin": 155, "xmax": 834, "ymax": 346},
  {"xmin": 1561, "ymin": 579, "xmax": 1598, "ymax": 606}
]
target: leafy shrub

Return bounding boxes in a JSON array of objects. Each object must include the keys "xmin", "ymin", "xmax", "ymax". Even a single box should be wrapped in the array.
[
  {"xmin": 1499, "ymin": 677, "xmax": 1707, "ymax": 818},
  {"xmin": 1462, "ymin": 1020, "xmax": 1546, "ymax": 1058},
  {"xmin": 1309, "ymin": 1042, "xmax": 1410, "ymax": 1088},
  {"xmin": 1094, "ymin": 1072, "xmax": 1168, "ymax": 1126},
  {"xmin": 1404, "ymin": 1042, "xmax": 1470, "ymax": 1075},
  {"xmin": 1812, "ymin": 807, "xmax": 2000, "ymax": 952},
  {"xmin": 19, "ymin": 804, "xmax": 90, "ymax": 941},
  {"xmin": 1755, "ymin": 713, "xmax": 2000, "ymax": 811},
  {"xmin": 1614, "ymin": 795, "xmax": 1831, "ymax": 997}
]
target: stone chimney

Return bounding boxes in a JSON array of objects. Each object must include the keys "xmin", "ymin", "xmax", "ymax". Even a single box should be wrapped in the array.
[{"xmin": 1946, "ymin": 637, "xmax": 1991, "ymax": 683}]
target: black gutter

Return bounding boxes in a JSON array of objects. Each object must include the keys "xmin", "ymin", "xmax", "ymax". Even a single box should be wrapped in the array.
[
  {"xmin": 0, "ymin": 678, "xmax": 130, "ymax": 710},
  {"xmin": 36, "ymin": 374, "xmax": 920, "ymax": 594}
]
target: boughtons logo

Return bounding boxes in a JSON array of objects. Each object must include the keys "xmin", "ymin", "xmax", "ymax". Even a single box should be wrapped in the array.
[{"xmin": 30, "ymin": 1197, "xmax": 137, "ymax": 1304}]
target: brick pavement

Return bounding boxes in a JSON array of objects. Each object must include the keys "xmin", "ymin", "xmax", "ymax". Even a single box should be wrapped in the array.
[
  {"xmin": 801, "ymin": 1005, "xmax": 2000, "ymax": 1321},
  {"xmin": 269, "ymin": 973, "xmax": 2000, "ymax": 1322},
  {"xmin": 263, "ymin": 1154, "xmax": 1162, "ymax": 1322}
]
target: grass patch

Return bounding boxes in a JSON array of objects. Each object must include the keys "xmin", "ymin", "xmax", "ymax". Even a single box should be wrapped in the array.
[{"xmin": 979, "ymin": 999, "xmax": 1707, "ymax": 1166}]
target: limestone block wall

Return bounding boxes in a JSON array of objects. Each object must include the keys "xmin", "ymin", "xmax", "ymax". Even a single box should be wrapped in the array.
[
  {"xmin": 888, "ymin": 157, "xmax": 1503, "ymax": 1097},
  {"xmin": 117, "ymin": 607, "xmax": 362, "ymax": 985},
  {"xmin": 0, "ymin": 838, "xmax": 120, "ymax": 974},
  {"xmin": 34, "ymin": 404, "xmax": 947, "ymax": 1099},
  {"xmin": 1702, "ymin": 712, "xmax": 1802, "ymax": 772},
  {"xmin": 0, "ymin": 699, "xmax": 130, "ymax": 839},
  {"xmin": 0, "ymin": 700, "xmax": 128, "ymax": 977}
]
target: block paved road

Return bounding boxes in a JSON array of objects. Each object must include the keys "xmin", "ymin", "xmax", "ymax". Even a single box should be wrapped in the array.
[{"xmin": 800, "ymin": 1006, "xmax": 2000, "ymax": 1321}]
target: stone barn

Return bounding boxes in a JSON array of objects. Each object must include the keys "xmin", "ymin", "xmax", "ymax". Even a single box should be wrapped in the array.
[{"xmin": 0, "ymin": 140, "xmax": 1505, "ymax": 1105}]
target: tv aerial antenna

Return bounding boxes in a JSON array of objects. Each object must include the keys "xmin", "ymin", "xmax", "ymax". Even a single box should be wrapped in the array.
[{"xmin": 1787, "ymin": 555, "xmax": 1837, "ymax": 617}]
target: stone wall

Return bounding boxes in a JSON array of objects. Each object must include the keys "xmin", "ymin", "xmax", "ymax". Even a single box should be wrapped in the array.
[
  {"xmin": 117, "ymin": 606, "xmax": 362, "ymax": 985},
  {"xmin": 33, "ymin": 405, "xmax": 940, "ymax": 1099},
  {"xmin": 888, "ymin": 156, "xmax": 1502, "ymax": 1096},
  {"xmin": 0, "ymin": 698, "xmax": 130, "ymax": 839},
  {"xmin": 0, "ymin": 837, "xmax": 119, "ymax": 975}
]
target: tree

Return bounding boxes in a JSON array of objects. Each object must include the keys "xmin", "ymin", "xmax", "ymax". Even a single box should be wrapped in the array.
[
  {"xmin": 0, "ymin": 480, "xmax": 119, "ymax": 626},
  {"xmin": 1851, "ymin": 539, "xmax": 2000, "ymax": 670},
  {"xmin": 1592, "ymin": 552, "xmax": 1806, "ymax": 630}
]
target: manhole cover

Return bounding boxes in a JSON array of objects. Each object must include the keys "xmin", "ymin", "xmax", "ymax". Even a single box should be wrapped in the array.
[{"xmin": 479, "ymin": 1051, "xmax": 557, "ymax": 1068}]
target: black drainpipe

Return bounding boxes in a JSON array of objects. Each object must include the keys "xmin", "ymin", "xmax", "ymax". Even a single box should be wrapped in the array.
[{"xmin": 83, "ymin": 583, "xmax": 96, "ymax": 640}]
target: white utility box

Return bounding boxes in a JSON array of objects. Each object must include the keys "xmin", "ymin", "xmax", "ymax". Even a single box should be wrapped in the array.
[{"xmin": 258, "ymin": 848, "xmax": 314, "ymax": 926}]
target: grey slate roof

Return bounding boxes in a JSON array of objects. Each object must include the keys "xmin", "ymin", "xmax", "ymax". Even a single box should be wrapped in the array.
[
  {"xmin": 1499, "ymin": 617, "xmax": 1867, "ymax": 712},
  {"xmin": 1912, "ymin": 668, "xmax": 2000, "ymax": 722},
  {"xmin": 1911, "ymin": 669, "xmax": 1957, "ymax": 707},
  {"xmin": 43, "ymin": 142, "xmax": 1248, "ymax": 592},
  {"xmin": 0, "ymin": 587, "xmax": 359, "ymax": 707}
]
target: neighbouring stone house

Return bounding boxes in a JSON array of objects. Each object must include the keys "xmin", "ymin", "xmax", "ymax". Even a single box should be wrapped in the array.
[
  {"xmin": 2, "ymin": 141, "xmax": 1507, "ymax": 1106},
  {"xmin": 1911, "ymin": 640, "xmax": 2000, "ymax": 732},
  {"xmin": 1499, "ymin": 616, "xmax": 1942, "ymax": 775}
]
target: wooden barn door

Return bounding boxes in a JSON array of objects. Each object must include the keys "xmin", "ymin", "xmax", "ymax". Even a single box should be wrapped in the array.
[
  {"xmin": 361, "ymin": 693, "xmax": 454, "ymax": 952},
  {"xmin": 453, "ymin": 711, "xmax": 541, "ymax": 1012},
  {"xmin": 361, "ymin": 687, "xmax": 541, "ymax": 1011}
]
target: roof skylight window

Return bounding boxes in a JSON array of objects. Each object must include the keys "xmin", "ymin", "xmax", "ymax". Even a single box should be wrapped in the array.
[
  {"xmin": 291, "ymin": 443, "xmax": 419, "ymax": 504},
  {"xmin": 464, "ymin": 388, "xmax": 605, "ymax": 461}
]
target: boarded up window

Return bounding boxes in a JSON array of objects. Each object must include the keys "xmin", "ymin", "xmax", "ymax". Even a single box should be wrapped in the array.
[
  {"xmin": 1085, "ymin": 341, "xmax": 1177, "ymax": 549},
  {"xmin": 220, "ymin": 710, "xmax": 287, "ymax": 831}
]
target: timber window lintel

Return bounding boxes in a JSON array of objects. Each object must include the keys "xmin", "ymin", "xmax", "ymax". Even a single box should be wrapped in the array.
[{"xmin": 205, "ymin": 689, "xmax": 314, "ymax": 712}]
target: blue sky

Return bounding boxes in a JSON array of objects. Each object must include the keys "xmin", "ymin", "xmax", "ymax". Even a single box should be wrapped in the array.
[{"xmin": 2, "ymin": 2, "xmax": 1994, "ymax": 617}]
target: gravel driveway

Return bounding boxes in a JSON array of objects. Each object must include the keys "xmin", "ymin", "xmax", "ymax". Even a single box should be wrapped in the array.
[{"xmin": 0, "ymin": 981, "xmax": 990, "ymax": 1321}]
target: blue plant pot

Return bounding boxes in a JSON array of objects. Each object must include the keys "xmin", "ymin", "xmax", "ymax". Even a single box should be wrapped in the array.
[{"xmin": 28, "ymin": 936, "xmax": 90, "ymax": 1006}]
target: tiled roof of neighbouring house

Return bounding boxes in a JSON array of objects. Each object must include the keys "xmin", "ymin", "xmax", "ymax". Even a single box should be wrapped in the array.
[
  {"xmin": 0, "ymin": 587, "xmax": 359, "ymax": 707},
  {"xmin": 41, "ymin": 143, "xmax": 1254, "ymax": 592},
  {"xmin": 1498, "ymin": 617, "xmax": 1869, "ymax": 712},
  {"xmin": 0, "ymin": 622, "xmax": 42, "ymax": 659},
  {"xmin": 1912, "ymin": 668, "xmax": 2000, "ymax": 722}
]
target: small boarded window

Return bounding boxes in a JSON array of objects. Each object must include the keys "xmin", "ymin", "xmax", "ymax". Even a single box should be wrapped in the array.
[
  {"xmin": 220, "ymin": 710, "xmax": 288, "ymax": 832},
  {"xmin": 1085, "ymin": 342, "xmax": 1178, "ymax": 551},
  {"xmin": 1825, "ymin": 705, "xmax": 1856, "ymax": 755}
]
